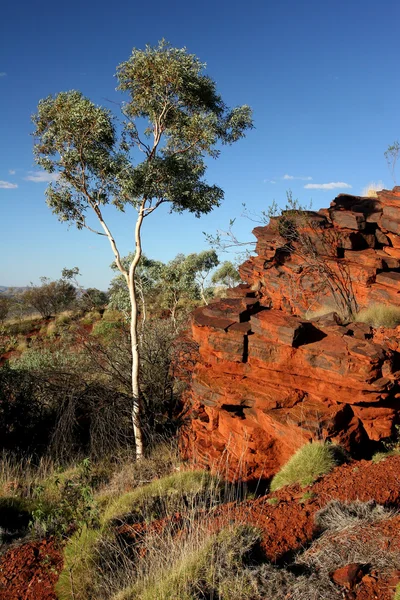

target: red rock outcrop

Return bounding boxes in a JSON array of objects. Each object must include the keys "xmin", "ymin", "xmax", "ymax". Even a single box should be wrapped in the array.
[{"xmin": 181, "ymin": 188, "xmax": 400, "ymax": 480}]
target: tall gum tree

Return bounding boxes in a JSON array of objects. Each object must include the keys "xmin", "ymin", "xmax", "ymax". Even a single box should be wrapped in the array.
[{"xmin": 32, "ymin": 40, "xmax": 253, "ymax": 458}]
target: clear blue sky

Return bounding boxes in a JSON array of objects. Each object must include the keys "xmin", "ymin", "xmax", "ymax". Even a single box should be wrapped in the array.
[{"xmin": 1, "ymin": 0, "xmax": 400, "ymax": 289}]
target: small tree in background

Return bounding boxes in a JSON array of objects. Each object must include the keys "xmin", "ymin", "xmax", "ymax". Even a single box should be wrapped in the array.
[
  {"xmin": 184, "ymin": 250, "xmax": 219, "ymax": 305},
  {"xmin": 0, "ymin": 296, "xmax": 11, "ymax": 323},
  {"xmin": 109, "ymin": 254, "xmax": 164, "ymax": 325},
  {"xmin": 32, "ymin": 40, "xmax": 253, "ymax": 458},
  {"xmin": 211, "ymin": 261, "xmax": 241, "ymax": 289},
  {"xmin": 22, "ymin": 277, "xmax": 77, "ymax": 319}
]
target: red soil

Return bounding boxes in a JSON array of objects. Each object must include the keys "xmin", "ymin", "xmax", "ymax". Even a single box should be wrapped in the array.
[
  {"xmin": 0, "ymin": 538, "xmax": 63, "ymax": 600},
  {"xmin": 1, "ymin": 455, "xmax": 399, "ymax": 599}
]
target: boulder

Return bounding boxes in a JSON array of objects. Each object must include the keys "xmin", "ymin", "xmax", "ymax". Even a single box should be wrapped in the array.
[{"xmin": 181, "ymin": 189, "xmax": 400, "ymax": 481}]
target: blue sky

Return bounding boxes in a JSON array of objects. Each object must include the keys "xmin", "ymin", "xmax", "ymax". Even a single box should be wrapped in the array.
[{"xmin": 1, "ymin": 0, "xmax": 400, "ymax": 289}]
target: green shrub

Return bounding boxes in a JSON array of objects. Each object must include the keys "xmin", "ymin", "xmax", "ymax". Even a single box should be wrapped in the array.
[
  {"xmin": 80, "ymin": 310, "xmax": 102, "ymax": 325},
  {"xmin": 10, "ymin": 347, "xmax": 80, "ymax": 371},
  {"xmin": 394, "ymin": 583, "xmax": 400, "ymax": 600},
  {"xmin": 270, "ymin": 442, "xmax": 345, "ymax": 491},
  {"xmin": 102, "ymin": 309, "xmax": 123, "ymax": 323},
  {"xmin": 30, "ymin": 458, "xmax": 99, "ymax": 537},
  {"xmin": 91, "ymin": 319, "xmax": 122, "ymax": 341},
  {"xmin": 355, "ymin": 304, "xmax": 400, "ymax": 328}
]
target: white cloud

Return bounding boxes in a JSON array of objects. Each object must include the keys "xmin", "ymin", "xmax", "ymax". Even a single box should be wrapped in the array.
[
  {"xmin": 8, "ymin": 169, "xmax": 16, "ymax": 175},
  {"xmin": 0, "ymin": 72, "xmax": 6, "ymax": 78},
  {"xmin": 25, "ymin": 170, "xmax": 59, "ymax": 183},
  {"xmin": 304, "ymin": 182, "xmax": 352, "ymax": 190},
  {"xmin": 263, "ymin": 179, "xmax": 276, "ymax": 184},
  {"xmin": 0, "ymin": 180, "xmax": 18, "ymax": 189},
  {"xmin": 283, "ymin": 174, "xmax": 313, "ymax": 181}
]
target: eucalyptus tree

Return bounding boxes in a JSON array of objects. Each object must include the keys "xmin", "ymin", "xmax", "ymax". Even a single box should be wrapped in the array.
[
  {"xmin": 184, "ymin": 249, "xmax": 219, "ymax": 305},
  {"xmin": 211, "ymin": 261, "xmax": 241, "ymax": 289},
  {"xmin": 32, "ymin": 40, "xmax": 253, "ymax": 458}
]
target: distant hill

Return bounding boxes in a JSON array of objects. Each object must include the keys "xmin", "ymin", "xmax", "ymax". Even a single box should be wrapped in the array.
[{"xmin": 0, "ymin": 286, "xmax": 30, "ymax": 295}]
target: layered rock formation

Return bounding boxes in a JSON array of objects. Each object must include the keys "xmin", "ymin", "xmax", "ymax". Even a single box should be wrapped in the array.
[{"xmin": 181, "ymin": 188, "xmax": 400, "ymax": 481}]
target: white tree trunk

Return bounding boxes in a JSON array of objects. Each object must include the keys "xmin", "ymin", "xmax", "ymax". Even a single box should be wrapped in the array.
[{"xmin": 128, "ymin": 204, "xmax": 145, "ymax": 459}]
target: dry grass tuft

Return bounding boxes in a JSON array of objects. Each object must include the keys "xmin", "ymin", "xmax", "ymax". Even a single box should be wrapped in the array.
[
  {"xmin": 361, "ymin": 181, "xmax": 384, "ymax": 197},
  {"xmin": 356, "ymin": 304, "xmax": 400, "ymax": 328}
]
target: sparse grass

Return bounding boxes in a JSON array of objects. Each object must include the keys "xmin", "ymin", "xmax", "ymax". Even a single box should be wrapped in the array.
[
  {"xmin": 56, "ymin": 526, "xmax": 102, "ymax": 600},
  {"xmin": 372, "ymin": 448, "xmax": 400, "ymax": 463},
  {"xmin": 111, "ymin": 525, "xmax": 262, "ymax": 600},
  {"xmin": 16, "ymin": 339, "xmax": 29, "ymax": 353},
  {"xmin": 80, "ymin": 310, "xmax": 102, "ymax": 325},
  {"xmin": 57, "ymin": 468, "xmax": 227, "ymax": 600},
  {"xmin": 315, "ymin": 500, "xmax": 396, "ymax": 533},
  {"xmin": 46, "ymin": 321, "xmax": 57, "ymax": 337},
  {"xmin": 266, "ymin": 497, "xmax": 279, "ymax": 506},
  {"xmin": 299, "ymin": 491, "xmax": 315, "ymax": 504},
  {"xmin": 270, "ymin": 442, "xmax": 346, "ymax": 491},
  {"xmin": 55, "ymin": 312, "xmax": 72, "ymax": 325},
  {"xmin": 102, "ymin": 309, "xmax": 123, "ymax": 322},
  {"xmin": 362, "ymin": 181, "xmax": 384, "ymax": 197},
  {"xmin": 102, "ymin": 443, "xmax": 180, "ymax": 497},
  {"xmin": 300, "ymin": 501, "xmax": 400, "ymax": 579},
  {"xmin": 101, "ymin": 470, "xmax": 220, "ymax": 525},
  {"xmin": 356, "ymin": 304, "xmax": 400, "ymax": 328}
]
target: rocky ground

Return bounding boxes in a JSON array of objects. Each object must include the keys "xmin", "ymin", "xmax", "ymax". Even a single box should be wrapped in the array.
[{"xmin": 1, "ymin": 454, "xmax": 399, "ymax": 599}]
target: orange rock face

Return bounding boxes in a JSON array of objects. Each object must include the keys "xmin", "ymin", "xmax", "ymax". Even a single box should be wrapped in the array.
[{"xmin": 181, "ymin": 189, "xmax": 400, "ymax": 481}]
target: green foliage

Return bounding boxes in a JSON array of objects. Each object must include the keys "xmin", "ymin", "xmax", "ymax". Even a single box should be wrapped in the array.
[
  {"xmin": 10, "ymin": 347, "xmax": 80, "ymax": 371},
  {"xmin": 80, "ymin": 288, "xmax": 109, "ymax": 311},
  {"xmin": 114, "ymin": 525, "xmax": 261, "ymax": 600},
  {"xmin": 32, "ymin": 41, "xmax": 253, "ymax": 225},
  {"xmin": 102, "ymin": 470, "xmax": 220, "ymax": 525},
  {"xmin": 30, "ymin": 458, "xmax": 99, "ymax": 537},
  {"xmin": 270, "ymin": 442, "xmax": 346, "ymax": 491},
  {"xmin": 211, "ymin": 261, "xmax": 241, "ymax": 288},
  {"xmin": 355, "ymin": 304, "xmax": 400, "ymax": 328},
  {"xmin": 394, "ymin": 583, "xmax": 400, "ymax": 600},
  {"xmin": 91, "ymin": 319, "xmax": 123, "ymax": 342}
]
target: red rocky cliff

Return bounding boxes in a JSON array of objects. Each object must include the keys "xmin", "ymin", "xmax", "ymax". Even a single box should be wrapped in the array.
[{"xmin": 181, "ymin": 188, "xmax": 400, "ymax": 481}]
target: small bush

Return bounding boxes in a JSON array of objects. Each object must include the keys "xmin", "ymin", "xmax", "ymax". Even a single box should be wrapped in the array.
[
  {"xmin": 30, "ymin": 458, "xmax": 99, "ymax": 537},
  {"xmin": 270, "ymin": 442, "xmax": 346, "ymax": 491},
  {"xmin": 91, "ymin": 319, "xmax": 122, "ymax": 341},
  {"xmin": 356, "ymin": 304, "xmax": 400, "ymax": 328},
  {"xmin": 56, "ymin": 312, "xmax": 71, "ymax": 325},
  {"xmin": 80, "ymin": 310, "xmax": 102, "ymax": 325},
  {"xmin": 102, "ymin": 309, "xmax": 123, "ymax": 323}
]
